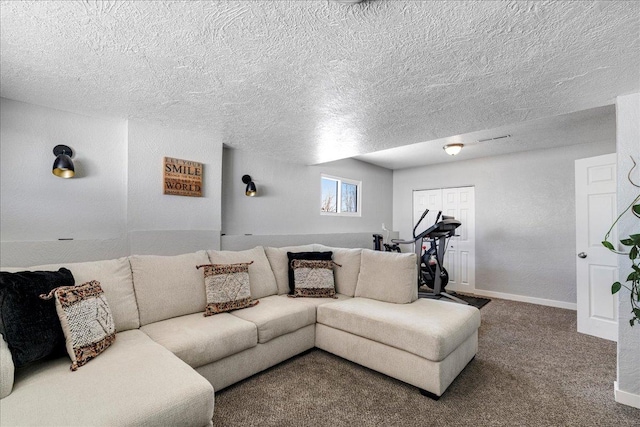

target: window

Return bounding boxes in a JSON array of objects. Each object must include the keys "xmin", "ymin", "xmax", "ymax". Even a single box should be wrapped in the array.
[{"xmin": 320, "ymin": 175, "xmax": 361, "ymax": 216}]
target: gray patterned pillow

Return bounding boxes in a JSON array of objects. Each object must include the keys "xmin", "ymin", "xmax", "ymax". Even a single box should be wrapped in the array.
[
  {"xmin": 289, "ymin": 259, "xmax": 339, "ymax": 298},
  {"xmin": 198, "ymin": 262, "xmax": 259, "ymax": 316},
  {"xmin": 40, "ymin": 280, "xmax": 115, "ymax": 371}
]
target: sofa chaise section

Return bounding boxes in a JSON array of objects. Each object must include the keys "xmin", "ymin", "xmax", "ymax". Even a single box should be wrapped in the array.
[
  {"xmin": 0, "ymin": 330, "xmax": 214, "ymax": 427},
  {"xmin": 316, "ymin": 297, "xmax": 481, "ymax": 397}
]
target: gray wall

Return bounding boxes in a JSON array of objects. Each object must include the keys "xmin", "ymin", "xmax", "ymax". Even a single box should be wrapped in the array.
[
  {"xmin": 0, "ymin": 98, "xmax": 223, "ymax": 267},
  {"xmin": 393, "ymin": 141, "xmax": 615, "ymax": 305},
  {"xmin": 615, "ymin": 93, "xmax": 640, "ymax": 401},
  {"xmin": 221, "ymin": 147, "xmax": 393, "ymax": 248}
]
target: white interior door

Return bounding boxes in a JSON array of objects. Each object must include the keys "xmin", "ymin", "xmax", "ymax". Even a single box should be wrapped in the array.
[
  {"xmin": 413, "ymin": 186, "xmax": 476, "ymax": 293},
  {"xmin": 575, "ymin": 153, "xmax": 618, "ymax": 342},
  {"xmin": 442, "ymin": 187, "xmax": 476, "ymax": 293}
]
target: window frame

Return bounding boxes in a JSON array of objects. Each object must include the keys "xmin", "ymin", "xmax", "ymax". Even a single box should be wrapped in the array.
[{"xmin": 320, "ymin": 174, "xmax": 362, "ymax": 217}]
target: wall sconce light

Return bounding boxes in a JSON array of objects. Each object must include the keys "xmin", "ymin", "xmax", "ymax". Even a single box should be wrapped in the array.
[
  {"xmin": 52, "ymin": 145, "xmax": 75, "ymax": 178},
  {"xmin": 443, "ymin": 143, "xmax": 464, "ymax": 156},
  {"xmin": 242, "ymin": 175, "xmax": 257, "ymax": 196}
]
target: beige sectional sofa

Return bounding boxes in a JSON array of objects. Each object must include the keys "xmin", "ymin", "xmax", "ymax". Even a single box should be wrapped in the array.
[{"xmin": 0, "ymin": 245, "xmax": 481, "ymax": 426}]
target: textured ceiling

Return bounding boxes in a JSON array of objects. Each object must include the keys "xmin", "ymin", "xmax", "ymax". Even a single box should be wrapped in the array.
[
  {"xmin": 1, "ymin": 1, "xmax": 639, "ymax": 165},
  {"xmin": 356, "ymin": 104, "xmax": 616, "ymax": 169}
]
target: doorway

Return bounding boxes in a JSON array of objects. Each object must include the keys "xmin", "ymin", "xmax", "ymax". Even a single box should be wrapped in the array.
[{"xmin": 413, "ymin": 186, "xmax": 476, "ymax": 293}]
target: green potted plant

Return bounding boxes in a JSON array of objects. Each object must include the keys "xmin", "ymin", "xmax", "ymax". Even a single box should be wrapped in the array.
[{"xmin": 602, "ymin": 160, "xmax": 640, "ymax": 327}]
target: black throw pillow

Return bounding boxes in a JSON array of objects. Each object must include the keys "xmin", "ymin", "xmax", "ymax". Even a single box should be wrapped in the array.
[
  {"xmin": 0, "ymin": 268, "xmax": 75, "ymax": 368},
  {"xmin": 286, "ymin": 251, "xmax": 333, "ymax": 294}
]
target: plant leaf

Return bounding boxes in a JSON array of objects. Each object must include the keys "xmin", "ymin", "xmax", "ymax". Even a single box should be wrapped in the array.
[
  {"xmin": 633, "ymin": 204, "xmax": 640, "ymax": 216},
  {"xmin": 631, "ymin": 234, "xmax": 640, "ymax": 246},
  {"xmin": 632, "ymin": 318, "xmax": 636, "ymax": 327},
  {"xmin": 633, "ymin": 308, "xmax": 640, "ymax": 318},
  {"xmin": 627, "ymin": 271, "xmax": 640, "ymax": 282},
  {"xmin": 621, "ymin": 238, "xmax": 635, "ymax": 246},
  {"xmin": 630, "ymin": 246, "xmax": 639, "ymax": 260},
  {"xmin": 612, "ymin": 282, "xmax": 622, "ymax": 294},
  {"xmin": 602, "ymin": 240, "xmax": 615, "ymax": 250}
]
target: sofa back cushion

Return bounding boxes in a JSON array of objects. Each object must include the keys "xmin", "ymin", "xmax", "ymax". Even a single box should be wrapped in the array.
[
  {"xmin": 11, "ymin": 258, "xmax": 140, "ymax": 332},
  {"xmin": 354, "ymin": 249, "xmax": 418, "ymax": 304},
  {"xmin": 264, "ymin": 245, "xmax": 315, "ymax": 295},
  {"xmin": 130, "ymin": 251, "xmax": 210, "ymax": 326},
  {"xmin": 207, "ymin": 246, "xmax": 277, "ymax": 299},
  {"xmin": 314, "ymin": 245, "xmax": 362, "ymax": 297}
]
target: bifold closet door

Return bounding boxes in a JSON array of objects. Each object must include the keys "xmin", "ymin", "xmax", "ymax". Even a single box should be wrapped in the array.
[{"xmin": 413, "ymin": 187, "xmax": 476, "ymax": 293}]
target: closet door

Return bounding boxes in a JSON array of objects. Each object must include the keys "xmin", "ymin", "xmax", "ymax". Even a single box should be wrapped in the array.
[
  {"xmin": 413, "ymin": 187, "xmax": 476, "ymax": 293},
  {"xmin": 441, "ymin": 187, "xmax": 476, "ymax": 293}
]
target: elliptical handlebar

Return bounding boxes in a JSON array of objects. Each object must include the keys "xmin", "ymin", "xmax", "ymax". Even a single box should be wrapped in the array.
[{"xmin": 412, "ymin": 208, "xmax": 429, "ymax": 239}]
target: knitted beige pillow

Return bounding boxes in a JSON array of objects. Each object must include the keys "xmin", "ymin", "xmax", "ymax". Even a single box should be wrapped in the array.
[
  {"xmin": 40, "ymin": 280, "xmax": 116, "ymax": 371},
  {"xmin": 198, "ymin": 263, "xmax": 259, "ymax": 316},
  {"xmin": 289, "ymin": 259, "xmax": 339, "ymax": 298}
]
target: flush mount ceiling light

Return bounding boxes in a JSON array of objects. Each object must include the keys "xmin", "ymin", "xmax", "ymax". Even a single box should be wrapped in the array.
[
  {"xmin": 443, "ymin": 143, "xmax": 464, "ymax": 156},
  {"xmin": 332, "ymin": 0, "xmax": 365, "ymax": 4},
  {"xmin": 52, "ymin": 145, "xmax": 75, "ymax": 178},
  {"xmin": 242, "ymin": 175, "xmax": 257, "ymax": 197}
]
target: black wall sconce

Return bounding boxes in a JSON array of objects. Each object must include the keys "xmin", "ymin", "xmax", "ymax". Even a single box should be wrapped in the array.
[
  {"xmin": 242, "ymin": 175, "xmax": 257, "ymax": 197},
  {"xmin": 52, "ymin": 145, "xmax": 75, "ymax": 178}
]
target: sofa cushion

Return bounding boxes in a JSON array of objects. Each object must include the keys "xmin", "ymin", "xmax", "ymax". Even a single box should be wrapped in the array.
[
  {"xmin": 141, "ymin": 312, "xmax": 258, "ymax": 368},
  {"xmin": 199, "ymin": 263, "xmax": 258, "ymax": 315},
  {"xmin": 290, "ymin": 259, "xmax": 337, "ymax": 298},
  {"xmin": 314, "ymin": 245, "xmax": 362, "ymax": 297},
  {"xmin": 286, "ymin": 251, "xmax": 333, "ymax": 294},
  {"xmin": 207, "ymin": 246, "xmax": 278, "ymax": 299},
  {"xmin": 130, "ymin": 251, "xmax": 210, "ymax": 326},
  {"xmin": 317, "ymin": 297, "xmax": 481, "ymax": 362},
  {"xmin": 26, "ymin": 257, "xmax": 140, "ymax": 332},
  {"xmin": 265, "ymin": 245, "xmax": 315, "ymax": 294},
  {"xmin": 354, "ymin": 249, "xmax": 418, "ymax": 304},
  {"xmin": 41, "ymin": 281, "xmax": 116, "ymax": 371},
  {"xmin": 0, "ymin": 330, "xmax": 214, "ymax": 427},
  {"xmin": 0, "ymin": 268, "xmax": 73, "ymax": 368},
  {"xmin": 230, "ymin": 295, "xmax": 316, "ymax": 343}
]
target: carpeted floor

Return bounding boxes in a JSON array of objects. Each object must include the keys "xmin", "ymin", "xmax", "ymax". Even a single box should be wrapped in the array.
[{"xmin": 212, "ymin": 298, "xmax": 640, "ymax": 426}]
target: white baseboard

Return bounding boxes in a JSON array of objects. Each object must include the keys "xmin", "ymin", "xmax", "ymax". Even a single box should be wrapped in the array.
[
  {"xmin": 465, "ymin": 289, "xmax": 577, "ymax": 310},
  {"xmin": 615, "ymin": 381, "xmax": 640, "ymax": 409}
]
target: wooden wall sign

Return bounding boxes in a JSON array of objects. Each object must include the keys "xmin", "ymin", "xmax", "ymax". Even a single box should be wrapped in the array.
[{"xmin": 163, "ymin": 157, "xmax": 203, "ymax": 197}]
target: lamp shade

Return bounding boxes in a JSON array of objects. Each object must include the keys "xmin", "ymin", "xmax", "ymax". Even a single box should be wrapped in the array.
[
  {"xmin": 52, "ymin": 145, "xmax": 75, "ymax": 178},
  {"xmin": 443, "ymin": 143, "xmax": 463, "ymax": 156},
  {"xmin": 242, "ymin": 174, "xmax": 257, "ymax": 196}
]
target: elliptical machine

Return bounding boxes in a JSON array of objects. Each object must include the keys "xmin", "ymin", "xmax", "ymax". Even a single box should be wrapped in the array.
[{"xmin": 392, "ymin": 208, "xmax": 468, "ymax": 305}]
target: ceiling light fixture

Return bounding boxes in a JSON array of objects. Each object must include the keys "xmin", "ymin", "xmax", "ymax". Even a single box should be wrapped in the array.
[
  {"xmin": 443, "ymin": 144, "xmax": 464, "ymax": 156},
  {"xmin": 332, "ymin": 0, "xmax": 365, "ymax": 4}
]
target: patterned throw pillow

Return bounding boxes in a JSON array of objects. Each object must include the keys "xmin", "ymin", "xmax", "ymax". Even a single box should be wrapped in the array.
[
  {"xmin": 198, "ymin": 263, "xmax": 259, "ymax": 316},
  {"xmin": 286, "ymin": 251, "xmax": 333, "ymax": 295},
  {"xmin": 40, "ymin": 280, "xmax": 116, "ymax": 371},
  {"xmin": 289, "ymin": 259, "xmax": 340, "ymax": 298}
]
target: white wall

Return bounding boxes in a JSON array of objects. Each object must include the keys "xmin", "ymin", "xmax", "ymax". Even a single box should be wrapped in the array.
[
  {"xmin": 615, "ymin": 92, "xmax": 640, "ymax": 407},
  {"xmin": 0, "ymin": 98, "xmax": 129, "ymax": 265},
  {"xmin": 393, "ymin": 141, "xmax": 615, "ymax": 305},
  {"xmin": 127, "ymin": 120, "xmax": 223, "ymax": 254},
  {"xmin": 221, "ymin": 147, "xmax": 393, "ymax": 247}
]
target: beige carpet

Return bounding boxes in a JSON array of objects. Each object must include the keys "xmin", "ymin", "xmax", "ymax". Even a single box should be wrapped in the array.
[{"xmin": 212, "ymin": 298, "xmax": 640, "ymax": 426}]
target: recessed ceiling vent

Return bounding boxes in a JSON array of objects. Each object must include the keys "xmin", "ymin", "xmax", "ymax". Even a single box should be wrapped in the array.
[{"xmin": 477, "ymin": 134, "xmax": 512, "ymax": 143}]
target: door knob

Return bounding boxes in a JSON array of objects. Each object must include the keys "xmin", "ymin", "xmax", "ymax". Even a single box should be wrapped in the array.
[{"xmin": 578, "ymin": 252, "xmax": 587, "ymax": 259}]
